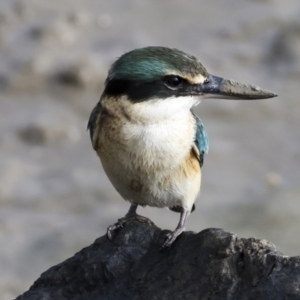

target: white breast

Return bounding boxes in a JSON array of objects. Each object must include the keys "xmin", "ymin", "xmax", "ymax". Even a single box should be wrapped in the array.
[
  {"xmin": 121, "ymin": 96, "xmax": 199, "ymax": 170},
  {"xmin": 122, "ymin": 116, "xmax": 194, "ymax": 170}
]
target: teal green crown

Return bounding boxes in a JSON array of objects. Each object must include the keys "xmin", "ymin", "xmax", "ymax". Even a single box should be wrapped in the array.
[{"xmin": 107, "ymin": 46, "xmax": 208, "ymax": 82}]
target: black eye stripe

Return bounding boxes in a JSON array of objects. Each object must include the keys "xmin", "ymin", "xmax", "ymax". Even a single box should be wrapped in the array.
[{"xmin": 104, "ymin": 76, "xmax": 200, "ymax": 103}]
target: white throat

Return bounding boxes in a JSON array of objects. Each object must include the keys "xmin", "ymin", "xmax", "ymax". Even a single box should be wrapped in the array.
[{"xmin": 129, "ymin": 95, "xmax": 200, "ymax": 123}]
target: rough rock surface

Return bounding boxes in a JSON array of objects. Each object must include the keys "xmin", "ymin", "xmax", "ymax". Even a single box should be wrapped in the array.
[{"xmin": 17, "ymin": 221, "xmax": 300, "ymax": 300}]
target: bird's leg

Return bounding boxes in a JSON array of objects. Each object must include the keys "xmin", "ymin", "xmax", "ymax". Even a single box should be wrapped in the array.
[
  {"xmin": 161, "ymin": 208, "xmax": 189, "ymax": 249},
  {"xmin": 107, "ymin": 204, "xmax": 154, "ymax": 239}
]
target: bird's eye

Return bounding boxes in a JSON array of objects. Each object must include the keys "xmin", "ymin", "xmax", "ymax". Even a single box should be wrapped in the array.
[{"xmin": 163, "ymin": 75, "xmax": 183, "ymax": 90}]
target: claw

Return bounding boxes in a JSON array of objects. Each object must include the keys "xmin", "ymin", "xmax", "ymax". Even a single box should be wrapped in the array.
[
  {"xmin": 107, "ymin": 217, "xmax": 129, "ymax": 239},
  {"xmin": 161, "ymin": 227, "xmax": 185, "ymax": 249},
  {"xmin": 106, "ymin": 205, "xmax": 154, "ymax": 240},
  {"xmin": 107, "ymin": 223, "xmax": 122, "ymax": 239}
]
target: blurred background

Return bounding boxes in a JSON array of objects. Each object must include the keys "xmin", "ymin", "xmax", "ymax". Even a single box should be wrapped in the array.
[{"xmin": 1, "ymin": 0, "xmax": 300, "ymax": 298}]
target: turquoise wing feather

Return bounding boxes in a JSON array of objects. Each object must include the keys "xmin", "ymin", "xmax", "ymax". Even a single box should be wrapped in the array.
[{"xmin": 193, "ymin": 113, "xmax": 209, "ymax": 167}]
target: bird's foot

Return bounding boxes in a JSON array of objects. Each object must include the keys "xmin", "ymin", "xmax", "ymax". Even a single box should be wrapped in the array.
[
  {"xmin": 107, "ymin": 214, "xmax": 154, "ymax": 240},
  {"xmin": 161, "ymin": 227, "xmax": 185, "ymax": 249}
]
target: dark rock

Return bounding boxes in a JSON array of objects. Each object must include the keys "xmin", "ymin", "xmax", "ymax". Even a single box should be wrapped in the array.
[{"xmin": 16, "ymin": 221, "xmax": 300, "ymax": 300}]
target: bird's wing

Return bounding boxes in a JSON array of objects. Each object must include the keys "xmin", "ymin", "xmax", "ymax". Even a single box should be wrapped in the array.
[
  {"xmin": 192, "ymin": 113, "xmax": 209, "ymax": 167},
  {"xmin": 87, "ymin": 101, "xmax": 102, "ymax": 150}
]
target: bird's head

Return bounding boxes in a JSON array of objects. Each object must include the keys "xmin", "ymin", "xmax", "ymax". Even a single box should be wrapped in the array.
[{"xmin": 102, "ymin": 47, "xmax": 277, "ymax": 119}]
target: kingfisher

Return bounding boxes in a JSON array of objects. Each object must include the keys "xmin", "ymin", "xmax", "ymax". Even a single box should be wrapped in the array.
[{"xmin": 88, "ymin": 46, "xmax": 277, "ymax": 249}]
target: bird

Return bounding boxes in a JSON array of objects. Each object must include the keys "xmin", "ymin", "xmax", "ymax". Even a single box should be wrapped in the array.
[{"xmin": 87, "ymin": 46, "xmax": 277, "ymax": 249}]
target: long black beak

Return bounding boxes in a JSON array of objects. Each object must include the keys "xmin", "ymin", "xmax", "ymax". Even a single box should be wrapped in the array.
[{"xmin": 198, "ymin": 75, "xmax": 277, "ymax": 100}]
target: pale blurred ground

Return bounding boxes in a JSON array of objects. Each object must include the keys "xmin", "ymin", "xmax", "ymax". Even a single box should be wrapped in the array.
[{"xmin": 1, "ymin": 0, "xmax": 300, "ymax": 298}]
